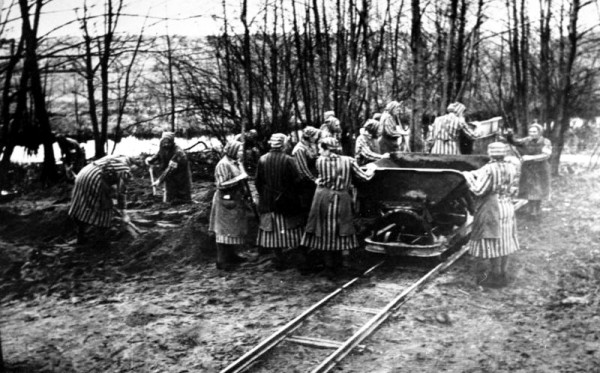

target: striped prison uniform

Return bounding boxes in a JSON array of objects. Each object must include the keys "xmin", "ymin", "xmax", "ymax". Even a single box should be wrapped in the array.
[
  {"xmin": 301, "ymin": 154, "xmax": 374, "ymax": 251},
  {"xmin": 428, "ymin": 113, "xmax": 477, "ymax": 154},
  {"xmin": 354, "ymin": 133, "xmax": 383, "ymax": 166},
  {"xmin": 68, "ymin": 156, "xmax": 131, "ymax": 228},
  {"xmin": 211, "ymin": 156, "xmax": 248, "ymax": 244},
  {"xmin": 255, "ymin": 150, "xmax": 303, "ymax": 248},
  {"xmin": 463, "ymin": 160, "xmax": 520, "ymax": 258},
  {"xmin": 292, "ymin": 140, "xmax": 318, "ymax": 182}
]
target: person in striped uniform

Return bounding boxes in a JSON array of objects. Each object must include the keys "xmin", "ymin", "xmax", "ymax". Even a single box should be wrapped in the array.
[
  {"xmin": 320, "ymin": 116, "xmax": 342, "ymax": 141},
  {"xmin": 209, "ymin": 140, "xmax": 251, "ymax": 270},
  {"xmin": 428, "ymin": 102, "xmax": 479, "ymax": 154},
  {"xmin": 68, "ymin": 155, "xmax": 132, "ymax": 245},
  {"xmin": 378, "ymin": 100, "xmax": 410, "ymax": 154},
  {"xmin": 145, "ymin": 132, "xmax": 192, "ymax": 204},
  {"xmin": 292, "ymin": 126, "xmax": 321, "ymax": 219},
  {"xmin": 301, "ymin": 137, "xmax": 375, "ymax": 275},
  {"xmin": 355, "ymin": 119, "xmax": 388, "ymax": 166},
  {"xmin": 462, "ymin": 142, "xmax": 520, "ymax": 287},
  {"xmin": 255, "ymin": 133, "xmax": 304, "ymax": 270},
  {"xmin": 506, "ymin": 123, "xmax": 552, "ymax": 218}
]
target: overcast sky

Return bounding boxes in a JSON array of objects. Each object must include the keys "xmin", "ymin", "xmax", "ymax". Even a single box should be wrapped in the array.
[{"xmin": 1, "ymin": 0, "xmax": 599, "ymax": 39}]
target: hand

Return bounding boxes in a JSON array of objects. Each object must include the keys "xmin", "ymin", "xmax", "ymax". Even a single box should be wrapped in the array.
[
  {"xmin": 145, "ymin": 157, "xmax": 152, "ymax": 166},
  {"xmin": 382, "ymin": 153, "xmax": 390, "ymax": 159},
  {"xmin": 152, "ymin": 180, "xmax": 161, "ymax": 187},
  {"xmin": 521, "ymin": 155, "xmax": 533, "ymax": 162}
]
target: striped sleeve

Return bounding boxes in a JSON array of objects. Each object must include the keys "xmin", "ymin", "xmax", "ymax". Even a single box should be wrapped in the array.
[
  {"xmin": 294, "ymin": 147, "xmax": 316, "ymax": 182},
  {"xmin": 355, "ymin": 135, "xmax": 383, "ymax": 162},
  {"xmin": 459, "ymin": 119, "xmax": 478, "ymax": 139},
  {"xmin": 351, "ymin": 158, "xmax": 374, "ymax": 182},
  {"xmin": 463, "ymin": 166, "xmax": 492, "ymax": 196}
]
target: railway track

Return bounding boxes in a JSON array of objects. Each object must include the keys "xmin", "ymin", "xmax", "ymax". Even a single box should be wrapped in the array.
[{"xmin": 220, "ymin": 200, "xmax": 527, "ymax": 373}]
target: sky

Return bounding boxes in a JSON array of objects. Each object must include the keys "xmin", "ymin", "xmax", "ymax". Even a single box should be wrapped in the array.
[
  {"xmin": 0, "ymin": 0, "xmax": 262, "ymax": 38},
  {"xmin": 1, "ymin": 0, "xmax": 599, "ymax": 39}
]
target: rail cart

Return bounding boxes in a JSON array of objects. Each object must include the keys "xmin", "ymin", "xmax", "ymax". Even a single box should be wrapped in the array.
[{"xmin": 356, "ymin": 153, "xmax": 492, "ymax": 259}]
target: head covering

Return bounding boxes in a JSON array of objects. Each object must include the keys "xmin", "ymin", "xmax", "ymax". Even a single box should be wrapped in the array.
[
  {"xmin": 372, "ymin": 113, "xmax": 382, "ymax": 121},
  {"xmin": 363, "ymin": 119, "xmax": 380, "ymax": 135},
  {"xmin": 528, "ymin": 123, "xmax": 543, "ymax": 134},
  {"xmin": 319, "ymin": 137, "xmax": 342, "ymax": 154},
  {"xmin": 268, "ymin": 133, "xmax": 287, "ymax": 149},
  {"xmin": 324, "ymin": 111, "xmax": 335, "ymax": 121},
  {"xmin": 160, "ymin": 131, "xmax": 175, "ymax": 148},
  {"xmin": 95, "ymin": 155, "xmax": 132, "ymax": 182},
  {"xmin": 385, "ymin": 101, "xmax": 402, "ymax": 113},
  {"xmin": 161, "ymin": 131, "xmax": 175, "ymax": 141},
  {"xmin": 454, "ymin": 102, "xmax": 466, "ymax": 117},
  {"xmin": 223, "ymin": 140, "xmax": 243, "ymax": 160},
  {"xmin": 302, "ymin": 126, "xmax": 320, "ymax": 141},
  {"xmin": 447, "ymin": 103, "xmax": 457, "ymax": 113},
  {"xmin": 325, "ymin": 117, "xmax": 342, "ymax": 133},
  {"xmin": 487, "ymin": 142, "xmax": 507, "ymax": 158}
]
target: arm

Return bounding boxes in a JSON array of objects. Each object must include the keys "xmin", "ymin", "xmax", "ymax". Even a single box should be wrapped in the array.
[
  {"xmin": 154, "ymin": 149, "xmax": 185, "ymax": 184},
  {"xmin": 462, "ymin": 166, "xmax": 492, "ymax": 197},
  {"xmin": 351, "ymin": 158, "xmax": 375, "ymax": 182},
  {"xmin": 459, "ymin": 120, "xmax": 479, "ymax": 139},
  {"xmin": 523, "ymin": 138, "xmax": 551, "ymax": 162},
  {"xmin": 355, "ymin": 136, "xmax": 383, "ymax": 162},
  {"xmin": 381, "ymin": 115, "xmax": 401, "ymax": 137},
  {"xmin": 293, "ymin": 148, "xmax": 317, "ymax": 182},
  {"xmin": 215, "ymin": 161, "xmax": 247, "ymax": 190}
]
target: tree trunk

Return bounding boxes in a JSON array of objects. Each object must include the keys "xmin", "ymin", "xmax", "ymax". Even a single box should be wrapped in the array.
[
  {"xmin": 550, "ymin": 0, "xmax": 580, "ymax": 175},
  {"xmin": 410, "ymin": 0, "xmax": 425, "ymax": 152},
  {"xmin": 19, "ymin": 0, "xmax": 57, "ymax": 182}
]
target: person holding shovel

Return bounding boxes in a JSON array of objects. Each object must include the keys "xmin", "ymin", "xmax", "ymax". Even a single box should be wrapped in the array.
[
  {"xmin": 68, "ymin": 155, "xmax": 133, "ymax": 246},
  {"xmin": 145, "ymin": 132, "xmax": 192, "ymax": 204},
  {"xmin": 209, "ymin": 140, "xmax": 253, "ymax": 271}
]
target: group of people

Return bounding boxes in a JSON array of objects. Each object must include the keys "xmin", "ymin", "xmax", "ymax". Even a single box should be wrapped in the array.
[{"xmin": 65, "ymin": 102, "xmax": 552, "ymax": 286}]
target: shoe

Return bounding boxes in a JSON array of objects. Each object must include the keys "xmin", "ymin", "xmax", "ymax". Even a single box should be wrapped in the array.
[
  {"xmin": 478, "ymin": 273, "xmax": 502, "ymax": 288},
  {"xmin": 216, "ymin": 262, "xmax": 236, "ymax": 271},
  {"xmin": 230, "ymin": 254, "xmax": 248, "ymax": 264}
]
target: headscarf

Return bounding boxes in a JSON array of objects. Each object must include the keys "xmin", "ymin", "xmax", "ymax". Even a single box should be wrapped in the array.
[
  {"xmin": 94, "ymin": 155, "xmax": 132, "ymax": 182},
  {"xmin": 372, "ymin": 113, "xmax": 382, "ymax": 121},
  {"xmin": 160, "ymin": 131, "xmax": 175, "ymax": 148},
  {"xmin": 363, "ymin": 119, "xmax": 380, "ymax": 136},
  {"xmin": 487, "ymin": 142, "xmax": 507, "ymax": 158},
  {"xmin": 325, "ymin": 117, "xmax": 342, "ymax": 134},
  {"xmin": 302, "ymin": 126, "xmax": 320, "ymax": 141},
  {"xmin": 324, "ymin": 111, "xmax": 335, "ymax": 121},
  {"xmin": 385, "ymin": 100, "xmax": 402, "ymax": 113},
  {"xmin": 454, "ymin": 102, "xmax": 466, "ymax": 117},
  {"xmin": 223, "ymin": 140, "xmax": 243, "ymax": 160},
  {"xmin": 528, "ymin": 123, "xmax": 544, "ymax": 134},
  {"xmin": 447, "ymin": 103, "xmax": 457, "ymax": 113},
  {"xmin": 320, "ymin": 137, "xmax": 342, "ymax": 155},
  {"xmin": 268, "ymin": 133, "xmax": 287, "ymax": 149}
]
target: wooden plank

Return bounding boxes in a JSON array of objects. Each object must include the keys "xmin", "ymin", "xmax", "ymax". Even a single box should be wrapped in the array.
[{"xmin": 287, "ymin": 336, "xmax": 366, "ymax": 351}]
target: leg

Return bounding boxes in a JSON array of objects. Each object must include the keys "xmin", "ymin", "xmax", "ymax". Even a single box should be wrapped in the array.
[
  {"xmin": 76, "ymin": 220, "xmax": 88, "ymax": 245},
  {"xmin": 216, "ymin": 243, "xmax": 234, "ymax": 271},
  {"xmin": 272, "ymin": 247, "xmax": 285, "ymax": 271},
  {"xmin": 500, "ymin": 255, "xmax": 510, "ymax": 283}
]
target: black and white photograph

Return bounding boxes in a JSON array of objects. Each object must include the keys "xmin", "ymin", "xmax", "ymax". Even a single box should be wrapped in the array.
[{"xmin": 0, "ymin": 0, "xmax": 599, "ymax": 371}]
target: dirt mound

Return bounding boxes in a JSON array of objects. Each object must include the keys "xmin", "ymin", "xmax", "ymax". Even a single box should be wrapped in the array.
[{"xmin": 0, "ymin": 204, "xmax": 76, "ymax": 244}]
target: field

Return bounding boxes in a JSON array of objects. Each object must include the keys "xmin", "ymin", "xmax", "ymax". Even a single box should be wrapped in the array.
[{"xmin": 0, "ymin": 156, "xmax": 599, "ymax": 372}]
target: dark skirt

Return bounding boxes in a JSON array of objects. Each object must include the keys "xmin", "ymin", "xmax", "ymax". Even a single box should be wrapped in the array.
[{"xmin": 518, "ymin": 160, "xmax": 551, "ymax": 201}]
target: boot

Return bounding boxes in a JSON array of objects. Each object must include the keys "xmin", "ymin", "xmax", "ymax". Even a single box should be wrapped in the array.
[
  {"xmin": 272, "ymin": 248, "xmax": 285, "ymax": 271},
  {"xmin": 216, "ymin": 244, "xmax": 236, "ymax": 271}
]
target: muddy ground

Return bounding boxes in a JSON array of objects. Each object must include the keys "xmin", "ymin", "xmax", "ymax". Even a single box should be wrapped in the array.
[{"xmin": 1, "ymin": 157, "xmax": 599, "ymax": 372}]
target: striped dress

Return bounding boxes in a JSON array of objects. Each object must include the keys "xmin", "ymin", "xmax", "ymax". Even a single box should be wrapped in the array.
[
  {"xmin": 255, "ymin": 150, "xmax": 304, "ymax": 248},
  {"xmin": 292, "ymin": 141, "xmax": 318, "ymax": 182},
  {"xmin": 301, "ymin": 154, "xmax": 373, "ymax": 251},
  {"xmin": 68, "ymin": 156, "xmax": 131, "ymax": 228},
  {"xmin": 428, "ymin": 113, "xmax": 477, "ymax": 154},
  {"xmin": 209, "ymin": 156, "xmax": 249, "ymax": 244},
  {"xmin": 354, "ymin": 133, "xmax": 383, "ymax": 166},
  {"xmin": 463, "ymin": 160, "xmax": 520, "ymax": 258}
]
